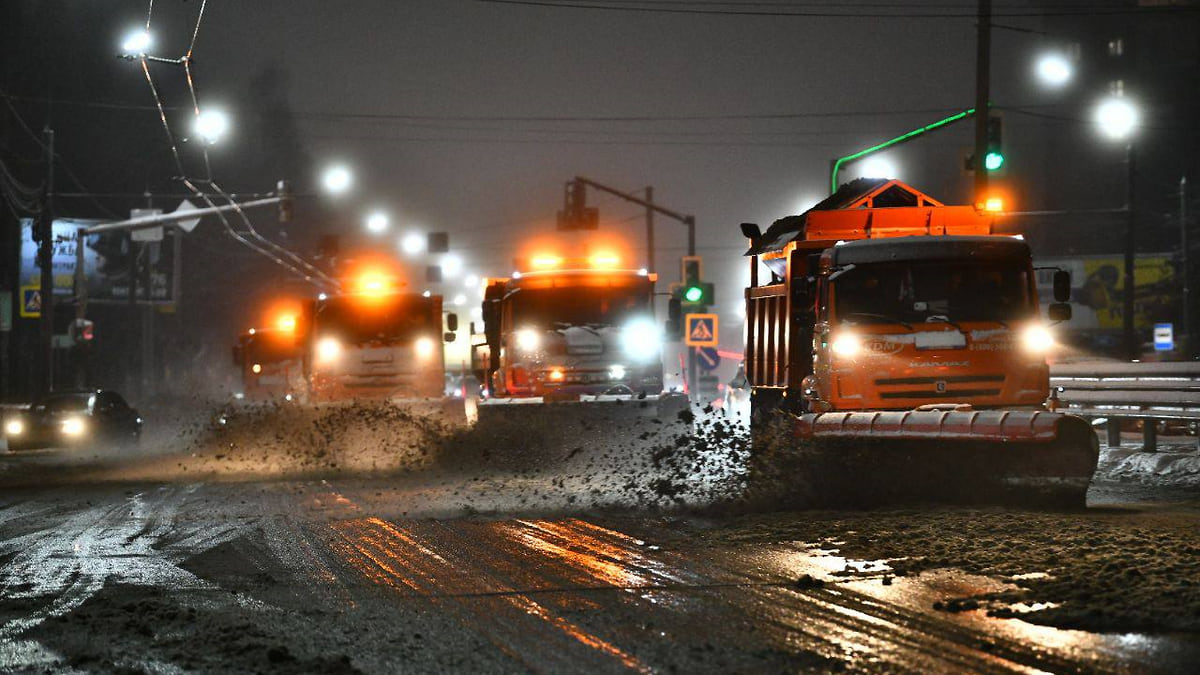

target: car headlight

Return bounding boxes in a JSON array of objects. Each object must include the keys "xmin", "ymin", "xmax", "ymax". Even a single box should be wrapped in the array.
[
  {"xmin": 415, "ymin": 336, "xmax": 436, "ymax": 359},
  {"xmin": 830, "ymin": 331, "xmax": 862, "ymax": 358},
  {"xmin": 1021, "ymin": 324, "xmax": 1055, "ymax": 353},
  {"xmin": 515, "ymin": 328, "xmax": 540, "ymax": 353},
  {"xmin": 316, "ymin": 337, "xmax": 342, "ymax": 364},
  {"xmin": 622, "ymin": 318, "xmax": 661, "ymax": 362},
  {"xmin": 61, "ymin": 417, "xmax": 86, "ymax": 437},
  {"xmin": 4, "ymin": 419, "xmax": 23, "ymax": 436}
]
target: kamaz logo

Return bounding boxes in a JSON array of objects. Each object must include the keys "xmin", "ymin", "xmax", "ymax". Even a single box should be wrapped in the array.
[{"xmin": 935, "ymin": 381, "xmax": 947, "ymax": 393}]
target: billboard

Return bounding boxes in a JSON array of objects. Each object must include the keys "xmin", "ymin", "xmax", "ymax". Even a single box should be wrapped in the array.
[
  {"xmin": 19, "ymin": 218, "xmax": 180, "ymax": 305},
  {"xmin": 1035, "ymin": 254, "xmax": 1177, "ymax": 352}
]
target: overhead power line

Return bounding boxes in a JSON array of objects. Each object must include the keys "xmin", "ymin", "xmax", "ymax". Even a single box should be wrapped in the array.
[{"xmin": 473, "ymin": 0, "xmax": 1200, "ymax": 19}]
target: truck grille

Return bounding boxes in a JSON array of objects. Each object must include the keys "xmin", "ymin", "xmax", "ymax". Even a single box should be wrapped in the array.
[{"xmin": 874, "ymin": 374, "xmax": 1004, "ymax": 400}]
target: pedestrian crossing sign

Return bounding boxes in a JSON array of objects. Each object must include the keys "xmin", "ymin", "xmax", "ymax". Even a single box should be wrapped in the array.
[
  {"xmin": 685, "ymin": 313, "xmax": 718, "ymax": 347},
  {"xmin": 19, "ymin": 285, "xmax": 41, "ymax": 318}
]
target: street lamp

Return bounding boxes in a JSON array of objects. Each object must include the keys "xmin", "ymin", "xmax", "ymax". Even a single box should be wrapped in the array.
[
  {"xmin": 1095, "ymin": 97, "xmax": 1139, "ymax": 141},
  {"xmin": 1035, "ymin": 53, "xmax": 1073, "ymax": 88},
  {"xmin": 1094, "ymin": 96, "xmax": 1140, "ymax": 360},
  {"xmin": 121, "ymin": 29, "xmax": 152, "ymax": 57},
  {"xmin": 400, "ymin": 232, "xmax": 424, "ymax": 255},
  {"xmin": 321, "ymin": 165, "xmax": 353, "ymax": 195},
  {"xmin": 365, "ymin": 211, "xmax": 389, "ymax": 234},
  {"xmin": 192, "ymin": 109, "xmax": 230, "ymax": 145}
]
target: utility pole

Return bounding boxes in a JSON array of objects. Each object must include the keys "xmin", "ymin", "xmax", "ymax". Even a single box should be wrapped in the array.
[
  {"xmin": 1123, "ymin": 144, "xmax": 1137, "ymax": 361},
  {"xmin": 644, "ymin": 186, "xmax": 655, "ymax": 273},
  {"xmin": 36, "ymin": 126, "xmax": 55, "ymax": 395},
  {"xmin": 973, "ymin": 0, "xmax": 991, "ymax": 203},
  {"xmin": 1181, "ymin": 176, "xmax": 1190, "ymax": 359}
]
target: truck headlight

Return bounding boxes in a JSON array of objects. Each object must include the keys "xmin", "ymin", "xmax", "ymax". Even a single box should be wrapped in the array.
[
  {"xmin": 1021, "ymin": 325, "xmax": 1055, "ymax": 353},
  {"xmin": 515, "ymin": 328, "xmax": 540, "ymax": 353},
  {"xmin": 415, "ymin": 336, "xmax": 436, "ymax": 359},
  {"xmin": 830, "ymin": 331, "xmax": 862, "ymax": 358},
  {"xmin": 608, "ymin": 364, "xmax": 627, "ymax": 380},
  {"xmin": 4, "ymin": 419, "xmax": 23, "ymax": 436},
  {"xmin": 61, "ymin": 417, "xmax": 86, "ymax": 437},
  {"xmin": 316, "ymin": 337, "xmax": 342, "ymax": 364},
  {"xmin": 622, "ymin": 318, "xmax": 661, "ymax": 362}
]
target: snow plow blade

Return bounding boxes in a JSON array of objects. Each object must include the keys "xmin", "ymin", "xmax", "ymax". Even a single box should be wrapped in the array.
[
  {"xmin": 469, "ymin": 393, "xmax": 691, "ymax": 469},
  {"xmin": 759, "ymin": 410, "xmax": 1099, "ymax": 508}
]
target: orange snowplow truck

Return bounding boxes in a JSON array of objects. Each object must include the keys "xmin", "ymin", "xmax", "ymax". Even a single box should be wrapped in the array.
[{"xmin": 740, "ymin": 179, "xmax": 1099, "ymax": 507}]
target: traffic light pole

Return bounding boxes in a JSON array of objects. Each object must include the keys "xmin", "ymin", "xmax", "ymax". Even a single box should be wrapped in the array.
[
  {"xmin": 570, "ymin": 177, "xmax": 696, "ymax": 259},
  {"xmin": 36, "ymin": 126, "xmax": 55, "ymax": 395},
  {"xmin": 974, "ymin": 0, "xmax": 992, "ymax": 203},
  {"xmin": 828, "ymin": 108, "xmax": 976, "ymax": 194}
]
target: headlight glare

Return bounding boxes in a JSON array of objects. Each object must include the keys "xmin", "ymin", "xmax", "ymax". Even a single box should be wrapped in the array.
[
  {"xmin": 515, "ymin": 328, "xmax": 540, "ymax": 353},
  {"xmin": 622, "ymin": 318, "xmax": 661, "ymax": 362},
  {"xmin": 61, "ymin": 417, "xmax": 86, "ymax": 437},
  {"xmin": 830, "ymin": 331, "xmax": 862, "ymax": 358},
  {"xmin": 1022, "ymin": 325, "xmax": 1055, "ymax": 353},
  {"xmin": 4, "ymin": 419, "xmax": 23, "ymax": 436},
  {"xmin": 415, "ymin": 336, "xmax": 436, "ymax": 359},
  {"xmin": 316, "ymin": 337, "xmax": 342, "ymax": 364}
]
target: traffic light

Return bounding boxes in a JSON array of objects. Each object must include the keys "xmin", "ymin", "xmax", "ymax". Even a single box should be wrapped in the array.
[
  {"xmin": 984, "ymin": 115, "xmax": 1005, "ymax": 174},
  {"xmin": 681, "ymin": 281, "xmax": 714, "ymax": 307},
  {"xmin": 276, "ymin": 180, "xmax": 293, "ymax": 223},
  {"xmin": 556, "ymin": 179, "xmax": 599, "ymax": 230}
]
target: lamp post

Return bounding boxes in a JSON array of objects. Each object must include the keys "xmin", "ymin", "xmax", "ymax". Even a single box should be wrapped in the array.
[{"xmin": 1094, "ymin": 96, "xmax": 1140, "ymax": 360}]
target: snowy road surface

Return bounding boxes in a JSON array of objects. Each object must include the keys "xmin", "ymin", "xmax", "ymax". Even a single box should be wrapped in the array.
[{"xmin": 0, "ymin": 413, "xmax": 1197, "ymax": 672}]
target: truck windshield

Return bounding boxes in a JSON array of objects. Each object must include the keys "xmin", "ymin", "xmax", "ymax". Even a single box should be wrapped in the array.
[
  {"xmin": 316, "ymin": 295, "xmax": 437, "ymax": 344},
  {"xmin": 832, "ymin": 260, "xmax": 1033, "ymax": 325},
  {"xmin": 510, "ymin": 284, "xmax": 650, "ymax": 327},
  {"xmin": 246, "ymin": 334, "xmax": 301, "ymax": 364}
]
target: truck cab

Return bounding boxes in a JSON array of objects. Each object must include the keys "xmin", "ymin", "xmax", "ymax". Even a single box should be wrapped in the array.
[
  {"xmin": 234, "ymin": 327, "xmax": 304, "ymax": 401},
  {"xmin": 305, "ymin": 290, "xmax": 454, "ymax": 401},
  {"xmin": 743, "ymin": 179, "xmax": 1070, "ymax": 418},
  {"xmin": 478, "ymin": 267, "xmax": 663, "ymax": 399},
  {"xmin": 809, "ymin": 236, "xmax": 1054, "ymax": 411}
]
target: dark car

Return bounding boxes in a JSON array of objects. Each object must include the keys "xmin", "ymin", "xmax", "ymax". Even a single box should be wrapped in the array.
[{"xmin": 3, "ymin": 390, "xmax": 142, "ymax": 451}]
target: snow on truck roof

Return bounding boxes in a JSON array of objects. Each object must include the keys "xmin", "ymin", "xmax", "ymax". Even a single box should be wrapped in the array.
[
  {"xmin": 825, "ymin": 235, "xmax": 1032, "ymax": 266},
  {"xmin": 745, "ymin": 179, "xmax": 993, "ymax": 257}
]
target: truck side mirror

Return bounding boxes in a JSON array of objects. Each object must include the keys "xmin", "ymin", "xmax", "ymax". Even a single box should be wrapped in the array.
[
  {"xmin": 446, "ymin": 313, "xmax": 459, "ymax": 332},
  {"xmin": 1048, "ymin": 303, "xmax": 1072, "ymax": 322},
  {"xmin": 1053, "ymin": 270, "xmax": 1071, "ymax": 303},
  {"xmin": 739, "ymin": 222, "xmax": 761, "ymax": 240}
]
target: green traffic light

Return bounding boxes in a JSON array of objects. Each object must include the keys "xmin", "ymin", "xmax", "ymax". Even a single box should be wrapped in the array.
[
  {"xmin": 984, "ymin": 151, "xmax": 1004, "ymax": 172},
  {"xmin": 684, "ymin": 286, "xmax": 704, "ymax": 303}
]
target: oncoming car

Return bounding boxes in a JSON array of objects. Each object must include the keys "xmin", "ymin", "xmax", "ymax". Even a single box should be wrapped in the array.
[{"xmin": 3, "ymin": 390, "xmax": 142, "ymax": 451}]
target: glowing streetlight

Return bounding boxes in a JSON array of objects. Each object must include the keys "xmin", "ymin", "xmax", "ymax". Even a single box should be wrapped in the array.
[
  {"xmin": 1035, "ymin": 53, "xmax": 1073, "ymax": 88},
  {"xmin": 321, "ymin": 165, "xmax": 353, "ymax": 195},
  {"xmin": 365, "ymin": 211, "xmax": 389, "ymax": 234},
  {"xmin": 858, "ymin": 156, "xmax": 898, "ymax": 180},
  {"xmin": 1095, "ymin": 97, "xmax": 1139, "ymax": 141},
  {"xmin": 121, "ymin": 29, "xmax": 152, "ymax": 56},
  {"xmin": 441, "ymin": 253, "xmax": 463, "ymax": 278},
  {"xmin": 452, "ymin": 294, "xmax": 467, "ymax": 306},
  {"xmin": 400, "ymin": 232, "xmax": 424, "ymax": 255},
  {"xmin": 192, "ymin": 109, "xmax": 230, "ymax": 145}
]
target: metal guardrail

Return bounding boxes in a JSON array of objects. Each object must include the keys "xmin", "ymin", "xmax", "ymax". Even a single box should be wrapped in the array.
[{"xmin": 1050, "ymin": 361, "xmax": 1200, "ymax": 451}]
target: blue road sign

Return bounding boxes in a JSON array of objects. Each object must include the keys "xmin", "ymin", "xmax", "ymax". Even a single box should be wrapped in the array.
[
  {"xmin": 696, "ymin": 346, "xmax": 721, "ymax": 371},
  {"xmin": 1154, "ymin": 323, "xmax": 1174, "ymax": 351}
]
